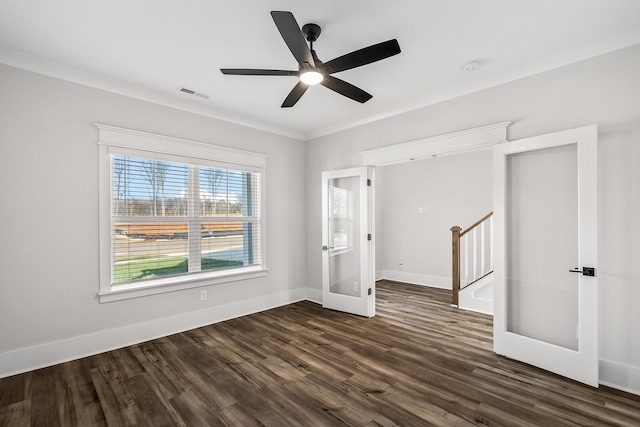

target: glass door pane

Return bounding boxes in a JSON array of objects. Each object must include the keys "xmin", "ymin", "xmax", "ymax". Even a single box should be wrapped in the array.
[
  {"xmin": 328, "ymin": 176, "xmax": 361, "ymax": 297},
  {"xmin": 506, "ymin": 143, "xmax": 579, "ymax": 350}
]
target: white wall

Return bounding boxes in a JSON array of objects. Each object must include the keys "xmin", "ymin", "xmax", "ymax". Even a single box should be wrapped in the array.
[
  {"xmin": 0, "ymin": 64, "xmax": 307, "ymax": 377},
  {"xmin": 305, "ymin": 44, "xmax": 640, "ymax": 394},
  {"xmin": 598, "ymin": 125, "xmax": 640, "ymax": 393},
  {"xmin": 380, "ymin": 150, "xmax": 492, "ymax": 287}
]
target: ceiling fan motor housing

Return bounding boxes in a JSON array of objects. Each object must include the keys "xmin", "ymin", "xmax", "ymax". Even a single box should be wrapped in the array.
[{"xmin": 302, "ymin": 23, "xmax": 321, "ymax": 42}]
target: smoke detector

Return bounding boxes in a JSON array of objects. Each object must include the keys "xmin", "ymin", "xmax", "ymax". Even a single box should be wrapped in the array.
[{"xmin": 462, "ymin": 61, "xmax": 480, "ymax": 72}]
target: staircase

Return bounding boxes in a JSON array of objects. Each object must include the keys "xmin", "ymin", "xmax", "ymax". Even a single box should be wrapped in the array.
[
  {"xmin": 458, "ymin": 271, "xmax": 493, "ymax": 314},
  {"xmin": 451, "ymin": 212, "xmax": 494, "ymax": 315}
]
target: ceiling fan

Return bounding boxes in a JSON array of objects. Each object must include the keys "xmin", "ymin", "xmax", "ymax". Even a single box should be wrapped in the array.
[{"xmin": 220, "ymin": 11, "xmax": 401, "ymax": 108}]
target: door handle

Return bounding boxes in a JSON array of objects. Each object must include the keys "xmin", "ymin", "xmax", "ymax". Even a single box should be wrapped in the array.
[
  {"xmin": 322, "ymin": 246, "xmax": 335, "ymax": 251},
  {"xmin": 569, "ymin": 267, "xmax": 596, "ymax": 277}
]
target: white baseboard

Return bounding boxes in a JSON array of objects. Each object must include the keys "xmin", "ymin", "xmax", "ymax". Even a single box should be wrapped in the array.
[
  {"xmin": 378, "ymin": 270, "xmax": 450, "ymax": 289},
  {"xmin": 599, "ymin": 358, "xmax": 640, "ymax": 396},
  {"xmin": 0, "ymin": 287, "xmax": 307, "ymax": 379},
  {"xmin": 306, "ymin": 287, "xmax": 323, "ymax": 305}
]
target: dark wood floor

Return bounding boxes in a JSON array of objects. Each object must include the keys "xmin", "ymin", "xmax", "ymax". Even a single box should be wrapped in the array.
[{"xmin": 1, "ymin": 280, "xmax": 640, "ymax": 426}]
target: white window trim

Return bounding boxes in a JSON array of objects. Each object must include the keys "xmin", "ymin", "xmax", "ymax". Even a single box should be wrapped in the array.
[{"xmin": 96, "ymin": 124, "xmax": 268, "ymax": 303}]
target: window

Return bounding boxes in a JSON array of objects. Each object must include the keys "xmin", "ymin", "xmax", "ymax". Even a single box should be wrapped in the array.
[{"xmin": 97, "ymin": 124, "xmax": 267, "ymax": 302}]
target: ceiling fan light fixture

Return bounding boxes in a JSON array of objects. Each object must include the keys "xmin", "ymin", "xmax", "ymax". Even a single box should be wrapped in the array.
[{"xmin": 300, "ymin": 70, "xmax": 324, "ymax": 85}]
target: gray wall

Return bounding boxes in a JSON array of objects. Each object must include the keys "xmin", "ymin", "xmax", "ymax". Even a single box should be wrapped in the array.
[
  {"xmin": 0, "ymin": 64, "xmax": 307, "ymax": 371},
  {"xmin": 379, "ymin": 150, "xmax": 492, "ymax": 287},
  {"xmin": 305, "ymin": 44, "xmax": 640, "ymax": 393}
]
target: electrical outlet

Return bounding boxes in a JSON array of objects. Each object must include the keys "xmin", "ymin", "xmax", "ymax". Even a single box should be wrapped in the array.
[
  {"xmin": 353, "ymin": 282, "xmax": 359, "ymax": 292},
  {"xmin": 398, "ymin": 259, "xmax": 403, "ymax": 267},
  {"xmin": 419, "ymin": 207, "xmax": 427, "ymax": 215},
  {"xmin": 200, "ymin": 289, "xmax": 207, "ymax": 301}
]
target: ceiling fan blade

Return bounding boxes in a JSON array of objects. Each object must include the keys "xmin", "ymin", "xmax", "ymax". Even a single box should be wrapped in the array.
[
  {"xmin": 220, "ymin": 68, "xmax": 299, "ymax": 76},
  {"xmin": 281, "ymin": 81, "xmax": 309, "ymax": 108},
  {"xmin": 271, "ymin": 11, "xmax": 315, "ymax": 67},
  {"xmin": 322, "ymin": 39, "xmax": 401, "ymax": 74},
  {"xmin": 320, "ymin": 75, "xmax": 372, "ymax": 103}
]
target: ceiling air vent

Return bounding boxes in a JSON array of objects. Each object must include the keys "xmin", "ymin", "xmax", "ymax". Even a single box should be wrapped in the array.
[{"xmin": 178, "ymin": 86, "xmax": 209, "ymax": 99}]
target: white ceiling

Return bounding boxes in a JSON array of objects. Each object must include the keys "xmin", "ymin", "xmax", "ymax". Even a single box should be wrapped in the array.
[{"xmin": 1, "ymin": 1, "xmax": 640, "ymax": 140}]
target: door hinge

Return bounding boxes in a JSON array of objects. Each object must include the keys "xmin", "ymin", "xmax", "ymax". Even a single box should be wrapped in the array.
[
  {"xmin": 367, "ymin": 179, "xmax": 371, "ymax": 186},
  {"xmin": 367, "ymin": 233, "xmax": 372, "ymax": 241},
  {"xmin": 368, "ymin": 288, "xmax": 372, "ymax": 295}
]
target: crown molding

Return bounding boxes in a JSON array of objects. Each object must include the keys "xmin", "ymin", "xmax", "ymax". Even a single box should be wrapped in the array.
[{"xmin": 360, "ymin": 121, "xmax": 511, "ymax": 166}]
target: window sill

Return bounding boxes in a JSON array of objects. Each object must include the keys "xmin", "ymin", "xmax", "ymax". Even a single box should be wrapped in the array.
[{"xmin": 98, "ymin": 267, "xmax": 268, "ymax": 303}]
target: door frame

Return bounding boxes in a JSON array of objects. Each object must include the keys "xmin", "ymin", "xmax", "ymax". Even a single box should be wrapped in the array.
[{"xmin": 493, "ymin": 125, "xmax": 599, "ymax": 387}]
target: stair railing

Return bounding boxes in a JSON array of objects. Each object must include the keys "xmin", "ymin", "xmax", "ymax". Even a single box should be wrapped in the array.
[{"xmin": 450, "ymin": 212, "xmax": 493, "ymax": 306}]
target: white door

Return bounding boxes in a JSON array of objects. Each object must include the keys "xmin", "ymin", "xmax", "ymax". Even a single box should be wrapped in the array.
[
  {"xmin": 321, "ymin": 166, "xmax": 375, "ymax": 317},
  {"xmin": 493, "ymin": 125, "xmax": 598, "ymax": 387}
]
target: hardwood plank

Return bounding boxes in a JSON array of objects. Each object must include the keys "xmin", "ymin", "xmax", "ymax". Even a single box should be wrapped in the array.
[
  {"xmin": 194, "ymin": 370, "xmax": 240, "ymax": 409},
  {"xmin": 371, "ymin": 385, "xmax": 475, "ymax": 426},
  {"xmin": 0, "ymin": 400, "xmax": 30, "ymax": 427},
  {"xmin": 164, "ymin": 333, "xmax": 227, "ymax": 375},
  {"xmin": 129, "ymin": 342, "xmax": 188, "ymax": 399},
  {"xmin": 604, "ymin": 397, "xmax": 640, "ymax": 422},
  {"xmin": 59, "ymin": 360, "xmax": 105, "ymax": 427},
  {"xmin": 474, "ymin": 401, "xmax": 566, "ymax": 427},
  {"xmin": 218, "ymin": 403, "xmax": 263, "ymax": 427},
  {"xmin": 262, "ymin": 381, "xmax": 348, "ymax": 427},
  {"xmin": 200, "ymin": 324, "xmax": 270, "ymax": 363},
  {"xmin": 222, "ymin": 360, "xmax": 276, "ymax": 390},
  {"xmin": 30, "ymin": 389, "xmax": 61, "ymax": 427},
  {"xmin": 109, "ymin": 347, "xmax": 145, "ymax": 378},
  {"xmin": 533, "ymin": 399, "xmax": 623, "ymax": 427},
  {"xmin": 261, "ymin": 335, "xmax": 354, "ymax": 383},
  {"xmin": 285, "ymin": 374, "xmax": 374, "ymax": 425},
  {"xmin": 233, "ymin": 392, "xmax": 305, "ymax": 426},
  {"xmin": 124, "ymin": 373, "xmax": 186, "ymax": 427},
  {"xmin": 153, "ymin": 337, "xmax": 218, "ymax": 388},
  {"xmin": 29, "ymin": 368, "xmax": 62, "ymax": 427},
  {"xmin": 255, "ymin": 355, "xmax": 307, "ymax": 383},
  {"xmin": 0, "ymin": 375, "xmax": 25, "ymax": 407},
  {"xmin": 168, "ymin": 388, "xmax": 227, "ymax": 427},
  {"xmin": 306, "ymin": 374, "xmax": 398, "ymax": 427},
  {"xmin": 89, "ymin": 365, "xmax": 139, "ymax": 426}
]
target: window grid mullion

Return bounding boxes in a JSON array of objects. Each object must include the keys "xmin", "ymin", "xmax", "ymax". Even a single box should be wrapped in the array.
[
  {"xmin": 111, "ymin": 216, "xmax": 190, "ymax": 223},
  {"xmin": 188, "ymin": 165, "xmax": 201, "ymax": 273}
]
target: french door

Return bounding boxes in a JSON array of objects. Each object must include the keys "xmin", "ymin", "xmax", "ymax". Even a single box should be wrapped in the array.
[
  {"xmin": 493, "ymin": 125, "xmax": 598, "ymax": 387},
  {"xmin": 321, "ymin": 166, "xmax": 375, "ymax": 317}
]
